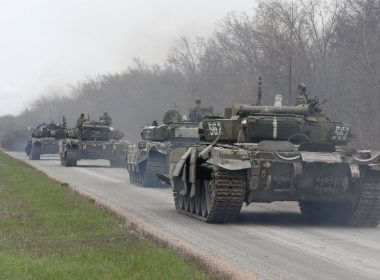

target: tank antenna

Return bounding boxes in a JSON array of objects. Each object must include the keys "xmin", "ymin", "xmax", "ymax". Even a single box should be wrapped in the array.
[{"xmin": 256, "ymin": 77, "xmax": 262, "ymax": 105}]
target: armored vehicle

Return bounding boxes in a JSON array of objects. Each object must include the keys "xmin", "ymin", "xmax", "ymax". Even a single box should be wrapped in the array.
[
  {"xmin": 59, "ymin": 117, "xmax": 129, "ymax": 167},
  {"xmin": 167, "ymin": 80, "xmax": 380, "ymax": 227},
  {"xmin": 25, "ymin": 118, "xmax": 67, "ymax": 160},
  {"xmin": 127, "ymin": 107, "xmax": 211, "ymax": 187}
]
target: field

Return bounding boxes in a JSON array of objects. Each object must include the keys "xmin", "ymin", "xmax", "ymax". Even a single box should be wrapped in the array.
[{"xmin": 0, "ymin": 151, "xmax": 211, "ymax": 280}]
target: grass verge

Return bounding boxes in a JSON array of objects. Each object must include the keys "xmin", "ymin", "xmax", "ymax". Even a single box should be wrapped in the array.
[{"xmin": 0, "ymin": 151, "xmax": 212, "ymax": 280}]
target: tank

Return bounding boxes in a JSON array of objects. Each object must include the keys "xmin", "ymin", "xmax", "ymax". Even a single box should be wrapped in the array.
[
  {"xmin": 127, "ymin": 107, "xmax": 210, "ymax": 187},
  {"xmin": 166, "ymin": 80, "xmax": 380, "ymax": 227},
  {"xmin": 59, "ymin": 118, "xmax": 129, "ymax": 167},
  {"xmin": 25, "ymin": 118, "xmax": 67, "ymax": 160}
]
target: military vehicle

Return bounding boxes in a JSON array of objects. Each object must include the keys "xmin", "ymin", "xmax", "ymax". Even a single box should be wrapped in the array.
[
  {"xmin": 166, "ymin": 80, "xmax": 380, "ymax": 227},
  {"xmin": 25, "ymin": 118, "xmax": 67, "ymax": 160},
  {"xmin": 59, "ymin": 117, "xmax": 129, "ymax": 167},
  {"xmin": 127, "ymin": 106, "xmax": 212, "ymax": 187}
]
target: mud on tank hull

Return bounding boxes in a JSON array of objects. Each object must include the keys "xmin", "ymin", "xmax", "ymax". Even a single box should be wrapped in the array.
[
  {"xmin": 169, "ymin": 142, "xmax": 380, "ymax": 227},
  {"xmin": 59, "ymin": 139, "xmax": 128, "ymax": 167}
]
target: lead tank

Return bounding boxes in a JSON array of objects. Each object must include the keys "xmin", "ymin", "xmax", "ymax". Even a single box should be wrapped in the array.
[
  {"xmin": 59, "ymin": 118, "xmax": 129, "ymax": 167},
  {"xmin": 167, "ymin": 80, "xmax": 380, "ymax": 226},
  {"xmin": 25, "ymin": 118, "xmax": 67, "ymax": 160},
  {"xmin": 127, "ymin": 108, "xmax": 210, "ymax": 187}
]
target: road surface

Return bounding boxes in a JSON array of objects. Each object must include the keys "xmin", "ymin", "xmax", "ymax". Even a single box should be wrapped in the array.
[{"xmin": 8, "ymin": 152, "xmax": 380, "ymax": 280}]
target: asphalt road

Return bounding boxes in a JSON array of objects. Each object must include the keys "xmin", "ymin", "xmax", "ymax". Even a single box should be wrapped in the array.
[{"xmin": 8, "ymin": 152, "xmax": 380, "ymax": 280}]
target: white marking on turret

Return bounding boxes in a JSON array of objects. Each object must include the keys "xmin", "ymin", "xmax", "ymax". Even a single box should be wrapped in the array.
[
  {"xmin": 274, "ymin": 94, "xmax": 283, "ymax": 107},
  {"xmin": 273, "ymin": 117, "xmax": 278, "ymax": 139}
]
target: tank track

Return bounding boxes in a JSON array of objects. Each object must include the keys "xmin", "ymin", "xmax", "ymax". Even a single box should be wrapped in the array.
[
  {"xmin": 174, "ymin": 168, "xmax": 246, "ymax": 223},
  {"xmin": 129, "ymin": 154, "xmax": 167, "ymax": 187},
  {"xmin": 349, "ymin": 174, "xmax": 380, "ymax": 227}
]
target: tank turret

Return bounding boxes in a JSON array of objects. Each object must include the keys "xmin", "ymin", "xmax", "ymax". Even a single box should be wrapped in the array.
[
  {"xmin": 201, "ymin": 82, "xmax": 350, "ymax": 147},
  {"xmin": 167, "ymin": 78, "xmax": 380, "ymax": 227},
  {"xmin": 59, "ymin": 114, "xmax": 129, "ymax": 167},
  {"xmin": 25, "ymin": 118, "xmax": 68, "ymax": 160},
  {"xmin": 127, "ymin": 108, "xmax": 202, "ymax": 187},
  {"xmin": 141, "ymin": 109, "xmax": 199, "ymax": 142}
]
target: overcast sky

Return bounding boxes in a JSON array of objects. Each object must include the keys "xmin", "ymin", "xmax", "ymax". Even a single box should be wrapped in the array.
[{"xmin": 0, "ymin": 0, "xmax": 255, "ymax": 116}]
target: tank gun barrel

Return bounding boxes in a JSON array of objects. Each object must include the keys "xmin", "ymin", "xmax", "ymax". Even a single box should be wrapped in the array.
[{"xmin": 239, "ymin": 105, "xmax": 309, "ymax": 116}]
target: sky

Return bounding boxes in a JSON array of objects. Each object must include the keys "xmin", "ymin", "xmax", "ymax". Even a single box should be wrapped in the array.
[{"xmin": 0, "ymin": 0, "xmax": 255, "ymax": 116}]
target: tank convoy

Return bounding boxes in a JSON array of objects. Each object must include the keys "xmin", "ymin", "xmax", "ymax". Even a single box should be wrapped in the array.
[
  {"xmin": 127, "ymin": 101, "xmax": 213, "ymax": 187},
  {"xmin": 59, "ymin": 113, "xmax": 129, "ymax": 167},
  {"xmin": 166, "ymin": 79, "xmax": 380, "ymax": 227},
  {"xmin": 25, "ymin": 118, "xmax": 67, "ymax": 160}
]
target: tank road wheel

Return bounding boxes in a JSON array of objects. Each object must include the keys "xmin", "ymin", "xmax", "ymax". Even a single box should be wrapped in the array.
[
  {"xmin": 299, "ymin": 170, "xmax": 380, "ymax": 227},
  {"xmin": 172, "ymin": 168, "xmax": 246, "ymax": 222},
  {"xmin": 205, "ymin": 180, "xmax": 214, "ymax": 215},
  {"xmin": 201, "ymin": 180, "xmax": 209, "ymax": 218},
  {"xmin": 189, "ymin": 197, "xmax": 195, "ymax": 214},
  {"xmin": 29, "ymin": 145, "xmax": 41, "ymax": 160},
  {"xmin": 172, "ymin": 177, "xmax": 185, "ymax": 210},
  {"xmin": 179, "ymin": 194, "xmax": 185, "ymax": 210},
  {"xmin": 194, "ymin": 180, "xmax": 202, "ymax": 216},
  {"xmin": 183, "ymin": 193, "xmax": 190, "ymax": 212},
  {"xmin": 203, "ymin": 168, "xmax": 246, "ymax": 223}
]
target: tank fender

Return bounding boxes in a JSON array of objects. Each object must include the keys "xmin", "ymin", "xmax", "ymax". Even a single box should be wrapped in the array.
[
  {"xmin": 352, "ymin": 151, "xmax": 380, "ymax": 164},
  {"xmin": 205, "ymin": 147, "xmax": 251, "ymax": 170},
  {"xmin": 147, "ymin": 144, "xmax": 169, "ymax": 155},
  {"xmin": 274, "ymin": 152, "xmax": 301, "ymax": 161},
  {"xmin": 206, "ymin": 157, "xmax": 251, "ymax": 170},
  {"xmin": 137, "ymin": 145, "xmax": 168, "ymax": 165},
  {"xmin": 173, "ymin": 147, "xmax": 193, "ymax": 177}
]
